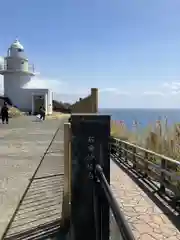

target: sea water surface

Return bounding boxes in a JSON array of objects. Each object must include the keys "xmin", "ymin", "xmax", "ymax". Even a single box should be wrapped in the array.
[{"xmin": 99, "ymin": 108, "xmax": 180, "ymax": 129}]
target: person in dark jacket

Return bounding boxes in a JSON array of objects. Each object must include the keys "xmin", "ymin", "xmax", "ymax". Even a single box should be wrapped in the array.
[
  {"xmin": 1, "ymin": 102, "xmax": 9, "ymax": 124},
  {"xmin": 39, "ymin": 105, "xmax": 45, "ymax": 121}
]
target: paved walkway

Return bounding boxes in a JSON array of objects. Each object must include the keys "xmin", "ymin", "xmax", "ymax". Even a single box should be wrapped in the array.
[
  {"xmin": 111, "ymin": 160, "xmax": 180, "ymax": 240},
  {"xmin": 0, "ymin": 116, "xmax": 68, "ymax": 239},
  {"xmin": 2, "ymin": 115, "xmax": 180, "ymax": 240}
]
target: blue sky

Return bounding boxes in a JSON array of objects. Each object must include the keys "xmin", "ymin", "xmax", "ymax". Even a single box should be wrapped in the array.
[{"xmin": 0, "ymin": 0, "xmax": 180, "ymax": 108}]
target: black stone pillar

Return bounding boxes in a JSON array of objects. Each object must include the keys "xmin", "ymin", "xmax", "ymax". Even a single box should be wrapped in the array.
[{"xmin": 71, "ymin": 114, "xmax": 110, "ymax": 240}]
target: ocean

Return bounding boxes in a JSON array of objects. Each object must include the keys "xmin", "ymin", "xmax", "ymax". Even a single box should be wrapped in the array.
[{"xmin": 99, "ymin": 108, "xmax": 180, "ymax": 129}]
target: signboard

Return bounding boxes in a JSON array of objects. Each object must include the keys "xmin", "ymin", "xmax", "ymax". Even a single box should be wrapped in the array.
[{"xmin": 71, "ymin": 114, "xmax": 110, "ymax": 240}]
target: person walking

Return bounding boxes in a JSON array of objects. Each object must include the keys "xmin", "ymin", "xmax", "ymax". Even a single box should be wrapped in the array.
[
  {"xmin": 39, "ymin": 105, "xmax": 45, "ymax": 121},
  {"xmin": 1, "ymin": 102, "xmax": 9, "ymax": 124}
]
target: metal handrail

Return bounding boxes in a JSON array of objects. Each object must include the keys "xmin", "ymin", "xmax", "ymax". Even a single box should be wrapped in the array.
[
  {"xmin": 0, "ymin": 63, "xmax": 35, "ymax": 73},
  {"xmin": 113, "ymin": 137, "xmax": 180, "ymax": 166},
  {"xmin": 110, "ymin": 137, "xmax": 180, "ymax": 198},
  {"xmin": 95, "ymin": 164, "xmax": 135, "ymax": 240}
]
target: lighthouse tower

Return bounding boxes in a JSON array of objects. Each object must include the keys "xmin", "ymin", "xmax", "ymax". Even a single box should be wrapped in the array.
[
  {"xmin": 0, "ymin": 39, "xmax": 35, "ymax": 108},
  {"xmin": 0, "ymin": 39, "xmax": 53, "ymax": 115}
]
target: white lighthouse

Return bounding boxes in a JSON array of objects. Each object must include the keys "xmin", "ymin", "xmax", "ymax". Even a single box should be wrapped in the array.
[{"xmin": 0, "ymin": 39, "xmax": 53, "ymax": 115}]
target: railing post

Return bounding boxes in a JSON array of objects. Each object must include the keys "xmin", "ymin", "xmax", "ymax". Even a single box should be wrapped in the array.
[
  {"xmin": 124, "ymin": 143, "xmax": 128, "ymax": 162},
  {"xmin": 114, "ymin": 140, "xmax": 117, "ymax": 155},
  {"xmin": 132, "ymin": 146, "xmax": 137, "ymax": 169},
  {"xmin": 159, "ymin": 158, "xmax": 166, "ymax": 193},
  {"xmin": 62, "ymin": 122, "xmax": 71, "ymax": 226},
  {"xmin": 118, "ymin": 141, "xmax": 122, "ymax": 159},
  {"xmin": 144, "ymin": 152, "xmax": 149, "ymax": 177}
]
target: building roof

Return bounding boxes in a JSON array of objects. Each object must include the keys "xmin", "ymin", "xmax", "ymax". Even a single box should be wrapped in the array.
[{"xmin": 10, "ymin": 39, "xmax": 24, "ymax": 50}]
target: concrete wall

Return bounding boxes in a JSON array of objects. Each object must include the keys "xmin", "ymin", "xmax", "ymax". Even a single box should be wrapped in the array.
[
  {"xmin": 47, "ymin": 89, "xmax": 53, "ymax": 114},
  {"xmin": 70, "ymin": 88, "xmax": 98, "ymax": 113},
  {"xmin": 3, "ymin": 85, "xmax": 31, "ymax": 111},
  {"xmin": 4, "ymin": 73, "xmax": 32, "ymax": 102},
  {"xmin": 4, "ymin": 87, "xmax": 52, "ymax": 114}
]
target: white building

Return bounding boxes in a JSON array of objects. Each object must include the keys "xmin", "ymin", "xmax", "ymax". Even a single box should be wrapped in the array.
[{"xmin": 0, "ymin": 39, "xmax": 53, "ymax": 115}]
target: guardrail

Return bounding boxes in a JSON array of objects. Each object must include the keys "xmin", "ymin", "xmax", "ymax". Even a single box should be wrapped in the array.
[
  {"xmin": 0, "ymin": 63, "xmax": 35, "ymax": 73},
  {"xmin": 111, "ymin": 137, "xmax": 180, "ymax": 202},
  {"xmin": 95, "ymin": 164, "xmax": 135, "ymax": 240}
]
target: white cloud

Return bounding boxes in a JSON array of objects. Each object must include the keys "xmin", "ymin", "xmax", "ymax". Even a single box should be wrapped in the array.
[
  {"xmin": 163, "ymin": 81, "xmax": 180, "ymax": 93},
  {"xmin": 0, "ymin": 74, "xmax": 89, "ymax": 102},
  {"xmin": 99, "ymin": 88, "xmax": 130, "ymax": 95},
  {"xmin": 1, "ymin": 73, "xmax": 180, "ymax": 108},
  {"xmin": 24, "ymin": 76, "xmax": 65, "ymax": 92},
  {"xmin": 99, "ymin": 88, "xmax": 118, "ymax": 93},
  {"xmin": 98, "ymin": 81, "xmax": 180, "ymax": 108},
  {"xmin": 143, "ymin": 91, "xmax": 164, "ymax": 96},
  {"xmin": 25, "ymin": 76, "xmax": 93, "ymax": 103}
]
